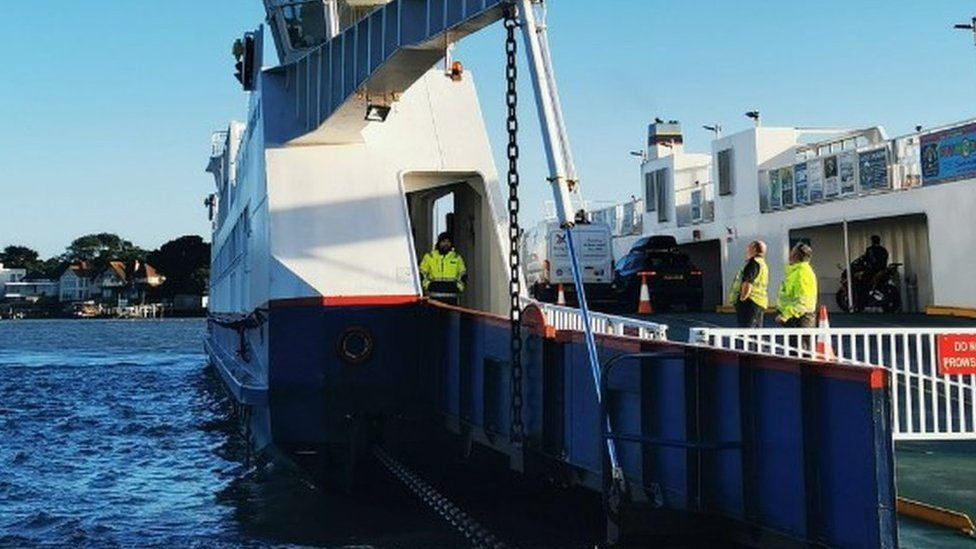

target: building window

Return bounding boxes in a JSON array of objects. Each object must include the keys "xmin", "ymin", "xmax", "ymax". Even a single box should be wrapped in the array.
[
  {"xmin": 644, "ymin": 172, "xmax": 656, "ymax": 212},
  {"xmin": 718, "ymin": 149, "xmax": 734, "ymax": 196},
  {"xmin": 655, "ymin": 169, "xmax": 669, "ymax": 222},
  {"xmin": 690, "ymin": 189, "xmax": 703, "ymax": 222}
]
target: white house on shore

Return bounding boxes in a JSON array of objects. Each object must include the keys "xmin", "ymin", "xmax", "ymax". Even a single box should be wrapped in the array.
[
  {"xmin": 595, "ymin": 118, "xmax": 976, "ymax": 315},
  {"xmin": 58, "ymin": 262, "xmax": 95, "ymax": 302}
]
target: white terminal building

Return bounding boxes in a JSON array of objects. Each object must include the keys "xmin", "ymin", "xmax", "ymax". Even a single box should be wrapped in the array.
[{"xmin": 597, "ymin": 118, "xmax": 976, "ymax": 314}]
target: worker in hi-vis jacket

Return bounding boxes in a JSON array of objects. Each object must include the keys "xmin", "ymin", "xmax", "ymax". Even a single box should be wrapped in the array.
[
  {"xmin": 728, "ymin": 240, "xmax": 769, "ymax": 328},
  {"xmin": 420, "ymin": 232, "xmax": 467, "ymax": 306},
  {"xmin": 776, "ymin": 243, "xmax": 818, "ymax": 328}
]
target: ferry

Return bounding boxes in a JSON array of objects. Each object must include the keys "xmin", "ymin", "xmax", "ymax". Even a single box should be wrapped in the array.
[{"xmin": 204, "ymin": 1, "xmax": 899, "ymax": 545}]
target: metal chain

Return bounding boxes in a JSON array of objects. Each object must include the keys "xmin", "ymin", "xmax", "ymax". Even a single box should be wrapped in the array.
[
  {"xmin": 373, "ymin": 447, "xmax": 510, "ymax": 549},
  {"xmin": 505, "ymin": 8, "xmax": 524, "ymax": 446}
]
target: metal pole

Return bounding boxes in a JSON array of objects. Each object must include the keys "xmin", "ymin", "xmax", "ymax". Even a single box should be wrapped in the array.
[
  {"xmin": 566, "ymin": 228, "xmax": 621, "ymax": 472},
  {"xmin": 843, "ymin": 218, "xmax": 854, "ymax": 313},
  {"xmin": 324, "ymin": 0, "xmax": 341, "ymax": 39},
  {"xmin": 518, "ymin": 0, "xmax": 574, "ymax": 226}
]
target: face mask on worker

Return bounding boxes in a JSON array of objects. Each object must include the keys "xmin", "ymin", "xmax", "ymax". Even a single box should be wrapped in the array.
[{"xmin": 437, "ymin": 240, "xmax": 452, "ymax": 254}]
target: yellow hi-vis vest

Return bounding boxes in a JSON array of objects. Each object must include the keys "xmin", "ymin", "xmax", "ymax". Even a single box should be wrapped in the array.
[
  {"xmin": 420, "ymin": 249, "xmax": 467, "ymax": 293},
  {"xmin": 777, "ymin": 261, "xmax": 818, "ymax": 319},
  {"xmin": 728, "ymin": 257, "xmax": 769, "ymax": 308}
]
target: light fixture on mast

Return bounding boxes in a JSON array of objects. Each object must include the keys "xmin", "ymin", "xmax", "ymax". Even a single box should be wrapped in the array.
[{"xmin": 954, "ymin": 17, "xmax": 976, "ymax": 45}]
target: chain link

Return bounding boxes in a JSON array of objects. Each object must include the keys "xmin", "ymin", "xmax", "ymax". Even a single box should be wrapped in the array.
[
  {"xmin": 373, "ymin": 447, "xmax": 509, "ymax": 549},
  {"xmin": 504, "ymin": 8, "xmax": 524, "ymax": 446}
]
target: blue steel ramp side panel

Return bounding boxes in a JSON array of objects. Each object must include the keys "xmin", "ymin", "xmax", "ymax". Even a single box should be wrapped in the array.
[
  {"xmin": 383, "ymin": 2, "xmax": 401, "ymax": 59},
  {"xmin": 356, "ymin": 19, "xmax": 371, "ymax": 86},
  {"xmin": 447, "ymin": 0, "xmax": 464, "ymax": 27},
  {"xmin": 811, "ymin": 370, "xmax": 896, "ymax": 548},
  {"xmin": 466, "ymin": 0, "xmax": 486, "ymax": 18},
  {"xmin": 400, "ymin": 0, "xmax": 428, "ymax": 44},
  {"xmin": 696, "ymin": 348, "xmax": 745, "ymax": 519},
  {"xmin": 564, "ymin": 339, "xmax": 602, "ymax": 474},
  {"xmin": 746, "ymin": 355, "xmax": 808, "ymax": 539},
  {"xmin": 330, "ymin": 36, "xmax": 344, "ymax": 113},
  {"xmin": 872, "ymin": 379, "xmax": 897, "ymax": 548},
  {"xmin": 343, "ymin": 32, "xmax": 356, "ymax": 100},
  {"xmin": 369, "ymin": 10, "xmax": 385, "ymax": 73},
  {"xmin": 429, "ymin": 0, "xmax": 445, "ymax": 35},
  {"xmin": 637, "ymin": 345, "xmax": 692, "ymax": 511},
  {"xmin": 600, "ymin": 339, "xmax": 645, "ymax": 488}
]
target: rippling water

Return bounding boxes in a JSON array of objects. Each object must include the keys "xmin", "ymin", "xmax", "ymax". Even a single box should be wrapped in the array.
[
  {"xmin": 0, "ymin": 320, "xmax": 241, "ymax": 546},
  {"xmin": 0, "ymin": 319, "xmax": 472, "ymax": 548}
]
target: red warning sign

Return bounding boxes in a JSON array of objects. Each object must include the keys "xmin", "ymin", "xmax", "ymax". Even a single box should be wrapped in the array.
[{"xmin": 937, "ymin": 334, "xmax": 976, "ymax": 376}]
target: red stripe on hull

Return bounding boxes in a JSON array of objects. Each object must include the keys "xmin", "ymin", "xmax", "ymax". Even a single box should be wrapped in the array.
[{"xmin": 269, "ymin": 295, "xmax": 421, "ymax": 308}]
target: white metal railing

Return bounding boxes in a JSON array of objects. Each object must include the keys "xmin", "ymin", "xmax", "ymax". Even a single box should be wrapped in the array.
[
  {"xmin": 689, "ymin": 327, "xmax": 976, "ymax": 441},
  {"xmin": 524, "ymin": 298, "xmax": 668, "ymax": 341}
]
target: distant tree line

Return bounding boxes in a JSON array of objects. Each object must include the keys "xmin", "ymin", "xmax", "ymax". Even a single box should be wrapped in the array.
[{"xmin": 0, "ymin": 234, "xmax": 211, "ymax": 297}]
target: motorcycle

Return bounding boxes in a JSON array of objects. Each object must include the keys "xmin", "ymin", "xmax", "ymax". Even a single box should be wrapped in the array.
[{"xmin": 836, "ymin": 259, "xmax": 902, "ymax": 313}]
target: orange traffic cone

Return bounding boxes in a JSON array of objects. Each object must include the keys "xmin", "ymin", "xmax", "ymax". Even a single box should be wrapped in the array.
[
  {"xmin": 556, "ymin": 283, "xmax": 566, "ymax": 306},
  {"xmin": 815, "ymin": 305, "xmax": 835, "ymax": 361},
  {"xmin": 638, "ymin": 273, "xmax": 653, "ymax": 314}
]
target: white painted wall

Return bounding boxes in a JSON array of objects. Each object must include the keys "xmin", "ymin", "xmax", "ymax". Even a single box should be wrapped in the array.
[
  {"xmin": 623, "ymin": 125, "xmax": 976, "ymax": 310},
  {"xmin": 262, "ymin": 70, "xmax": 507, "ymax": 314}
]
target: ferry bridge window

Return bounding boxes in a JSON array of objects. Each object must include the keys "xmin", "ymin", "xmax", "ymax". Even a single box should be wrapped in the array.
[
  {"xmin": 282, "ymin": 1, "xmax": 327, "ymax": 49},
  {"xmin": 718, "ymin": 148, "xmax": 734, "ymax": 196},
  {"xmin": 644, "ymin": 172, "xmax": 656, "ymax": 212}
]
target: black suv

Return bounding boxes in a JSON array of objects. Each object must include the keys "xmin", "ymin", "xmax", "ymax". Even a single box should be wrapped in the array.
[{"xmin": 612, "ymin": 236, "xmax": 704, "ymax": 312}]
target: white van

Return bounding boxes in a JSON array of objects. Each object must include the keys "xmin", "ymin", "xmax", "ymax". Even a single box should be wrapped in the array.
[{"xmin": 521, "ymin": 221, "xmax": 614, "ymax": 304}]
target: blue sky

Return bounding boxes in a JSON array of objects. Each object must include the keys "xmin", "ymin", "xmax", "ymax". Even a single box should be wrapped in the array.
[{"xmin": 2, "ymin": 1, "xmax": 975, "ymax": 258}]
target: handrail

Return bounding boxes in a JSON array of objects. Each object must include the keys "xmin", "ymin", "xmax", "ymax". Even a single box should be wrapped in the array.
[
  {"xmin": 689, "ymin": 325, "xmax": 976, "ymax": 441},
  {"xmin": 522, "ymin": 297, "xmax": 668, "ymax": 340}
]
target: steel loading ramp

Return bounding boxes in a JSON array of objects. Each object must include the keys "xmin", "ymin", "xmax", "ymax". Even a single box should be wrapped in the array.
[{"xmin": 262, "ymin": 0, "xmax": 505, "ymax": 145}]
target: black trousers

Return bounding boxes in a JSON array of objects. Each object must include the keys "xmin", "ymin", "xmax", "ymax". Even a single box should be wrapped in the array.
[
  {"xmin": 783, "ymin": 313, "xmax": 817, "ymax": 352},
  {"xmin": 783, "ymin": 313, "xmax": 816, "ymax": 328},
  {"xmin": 735, "ymin": 299, "xmax": 765, "ymax": 328}
]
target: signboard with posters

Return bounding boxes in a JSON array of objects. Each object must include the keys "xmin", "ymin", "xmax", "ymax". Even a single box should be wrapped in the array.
[
  {"xmin": 769, "ymin": 168, "xmax": 782, "ymax": 209},
  {"xmin": 794, "ymin": 162, "xmax": 809, "ymax": 204},
  {"xmin": 858, "ymin": 147, "xmax": 890, "ymax": 191},
  {"xmin": 921, "ymin": 121, "xmax": 976, "ymax": 185},
  {"xmin": 780, "ymin": 166, "xmax": 794, "ymax": 207},
  {"xmin": 807, "ymin": 158, "xmax": 824, "ymax": 201},
  {"xmin": 839, "ymin": 150, "xmax": 857, "ymax": 195},
  {"xmin": 823, "ymin": 155, "xmax": 839, "ymax": 197},
  {"xmin": 937, "ymin": 334, "xmax": 976, "ymax": 375}
]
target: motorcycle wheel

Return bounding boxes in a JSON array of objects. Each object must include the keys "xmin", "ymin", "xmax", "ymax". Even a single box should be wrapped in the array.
[
  {"xmin": 881, "ymin": 285, "xmax": 902, "ymax": 313},
  {"xmin": 836, "ymin": 288, "xmax": 850, "ymax": 312}
]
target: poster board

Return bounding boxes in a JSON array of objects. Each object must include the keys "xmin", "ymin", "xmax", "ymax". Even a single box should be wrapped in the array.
[
  {"xmin": 808, "ymin": 158, "xmax": 824, "ymax": 201},
  {"xmin": 794, "ymin": 162, "xmax": 809, "ymax": 204},
  {"xmin": 839, "ymin": 150, "xmax": 857, "ymax": 195},
  {"xmin": 823, "ymin": 155, "xmax": 839, "ymax": 197},
  {"xmin": 921, "ymin": 122, "xmax": 976, "ymax": 185},
  {"xmin": 858, "ymin": 147, "xmax": 890, "ymax": 191}
]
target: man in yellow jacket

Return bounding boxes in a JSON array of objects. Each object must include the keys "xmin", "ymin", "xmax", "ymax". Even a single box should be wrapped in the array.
[
  {"xmin": 420, "ymin": 232, "xmax": 467, "ymax": 305},
  {"xmin": 776, "ymin": 243, "xmax": 818, "ymax": 328},
  {"xmin": 729, "ymin": 240, "xmax": 769, "ymax": 328}
]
